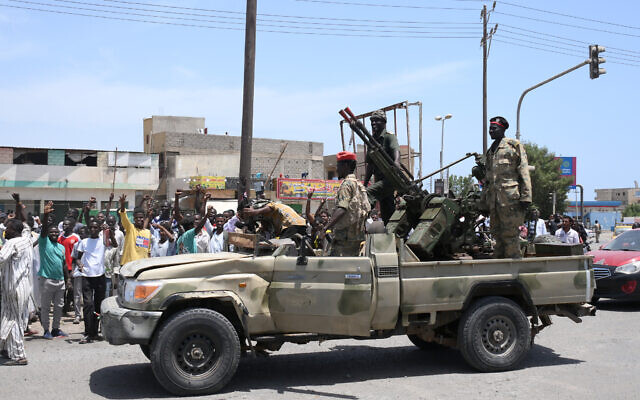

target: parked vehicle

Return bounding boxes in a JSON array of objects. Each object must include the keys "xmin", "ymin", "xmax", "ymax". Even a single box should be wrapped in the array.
[
  {"xmin": 589, "ymin": 228, "xmax": 640, "ymax": 301},
  {"xmin": 101, "ymin": 233, "xmax": 596, "ymax": 396}
]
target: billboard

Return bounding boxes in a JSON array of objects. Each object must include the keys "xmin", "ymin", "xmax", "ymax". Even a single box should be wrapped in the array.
[
  {"xmin": 277, "ymin": 178, "xmax": 343, "ymax": 200},
  {"xmin": 555, "ymin": 157, "xmax": 576, "ymax": 189},
  {"xmin": 188, "ymin": 176, "xmax": 226, "ymax": 189}
]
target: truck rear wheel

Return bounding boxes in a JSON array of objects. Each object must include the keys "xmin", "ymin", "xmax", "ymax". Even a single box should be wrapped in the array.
[
  {"xmin": 150, "ymin": 308, "xmax": 241, "ymax": 396},
  {"xmin": 458, "ymin": 296, "xmax": 530, "ymax": 372}
]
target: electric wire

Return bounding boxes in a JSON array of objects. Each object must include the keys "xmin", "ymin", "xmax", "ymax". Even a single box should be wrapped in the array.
[
  {"xmin": 0, "ymin": 3, "xmax": 479, "ymax": 38},
  {"xmin": 496, "ymin": 34, "xmax": 640, "ymax": 64},
  {"xmin": 8, "ymin": 0, "xmax": 481, "ymax": 34},
  {"xmin": 499, "ymin": 28, "xmax": 640, "ymax": 60},
  {"xmin": 492, "ymin": 38, "xmax": 640, "ymax": 67},
  {"xmin": 498, "ymin": 23, "xmax": 640, "ymax": 56},
  {"xmin": 51, "ymin": 0, "xmax": 480, "ymax": 29},
  {"xmin": 497, "ymin": 0, "xmax": 640, "ymax": 31},
  {"xmin": 294, "ymin": 0, "xmax": 477, "ymax": 11},
  {"xmin": 494, "ymin": 11, "xmax": 640, "ymax": 39}
]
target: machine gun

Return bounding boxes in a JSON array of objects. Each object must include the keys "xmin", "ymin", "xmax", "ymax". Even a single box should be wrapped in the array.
[{"xmin": 339, "ymin": 107, "xmax": 490, "ymax": 260}]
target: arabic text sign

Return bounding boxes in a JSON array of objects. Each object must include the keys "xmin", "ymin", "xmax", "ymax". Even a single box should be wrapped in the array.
[
  {"xmin": 189, "ymin": 176, "xmax": 226, "ymax": 190},
  {"xmin": 277, "ymin": 178, "xmax": 343, "ymax": 200}
]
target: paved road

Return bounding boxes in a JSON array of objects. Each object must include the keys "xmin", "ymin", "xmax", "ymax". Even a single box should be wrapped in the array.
[{"xmin": 0, "ymin": 296, "xmax": 637, "ymax": 400}]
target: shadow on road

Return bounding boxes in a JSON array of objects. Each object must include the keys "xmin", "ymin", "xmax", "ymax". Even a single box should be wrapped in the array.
[
  {"xmin": 594, "ymin": 300, "xmax": 640, "ymax": 312},
  {"xmin": 89, "ymin": 343, "xmax": 582, "ymax": 399}
]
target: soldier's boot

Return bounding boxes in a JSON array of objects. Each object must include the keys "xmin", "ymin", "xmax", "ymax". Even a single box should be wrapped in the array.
[{"xmin": 503, "ymin": 235, "xmax": 523, "ymax": 259}]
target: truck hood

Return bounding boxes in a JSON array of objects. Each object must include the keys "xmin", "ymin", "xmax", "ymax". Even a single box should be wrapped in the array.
[{"xmin": 120, "ymin": 252, "xmax": 251, "ymax": 278}]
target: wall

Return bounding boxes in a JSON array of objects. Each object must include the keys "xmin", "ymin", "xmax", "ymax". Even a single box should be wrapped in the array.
[{"xmin": 143, "ymin": 116, "xmax": 205, "ymax": 152}]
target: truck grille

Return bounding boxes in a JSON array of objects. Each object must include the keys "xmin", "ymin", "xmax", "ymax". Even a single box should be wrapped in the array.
[
  {"xmin": 593, "ymin": 266, "xmax": 612, "ymax": 280},
  {"xmin": 376, "ymin": 266, "xmax": 399, "ymax": 278}
]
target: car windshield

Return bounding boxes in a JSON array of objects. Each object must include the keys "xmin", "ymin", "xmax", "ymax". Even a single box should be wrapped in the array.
[
  {"xmin": 615, "ymin": 226, "xmax": 632, "ymax": 236},
  {"xmin": 604, "ymin": 229, "xmax": 640, "ymax": 251}
]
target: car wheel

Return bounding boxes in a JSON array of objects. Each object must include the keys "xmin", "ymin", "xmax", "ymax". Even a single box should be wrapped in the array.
[
  {"xmin": 407, "ymin": 334, "xmax": 446, "ymax": 351},
  {"xmin": 150, "ymin": 308, "xmax": 241, "ymax": 396},
  {"xmin": 140, "ymin": 344, "xmax": 151, "ymax": 360},
  {"xmin": 458, "ymin": 296, "xmax": 531, "ymax": 372}
]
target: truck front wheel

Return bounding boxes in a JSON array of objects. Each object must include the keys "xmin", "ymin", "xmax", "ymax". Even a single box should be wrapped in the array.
[
  {"xmin": 458, "ymin": 296, "xmax": 530, "ymax": 372},
  {"xmin": 150, "ymin": 308, "xmax": 241, "ymax": 396}
]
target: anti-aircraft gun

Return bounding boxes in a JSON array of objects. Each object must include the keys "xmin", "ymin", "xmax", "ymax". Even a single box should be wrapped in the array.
[{"xmin": 339, "ymin": 107, "xmax": 490, "ymax": 260}]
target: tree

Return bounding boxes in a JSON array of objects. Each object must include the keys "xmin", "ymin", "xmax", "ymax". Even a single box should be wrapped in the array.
[
  {"xmin": 523, "ymin": 143, "xmax": 573, "ymax": 219},
  {"xmin": 448, "ymin": 174, "xmax": 475, "ymax": 197},
  {"xmin": 623, "ymin": 203, "xmax": 640, "ymax": 217}
]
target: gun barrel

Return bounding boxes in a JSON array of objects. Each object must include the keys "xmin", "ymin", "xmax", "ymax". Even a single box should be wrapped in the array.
[{"xmin": 415, "ymin": 152, "xmax": 479, "ymax": 184}]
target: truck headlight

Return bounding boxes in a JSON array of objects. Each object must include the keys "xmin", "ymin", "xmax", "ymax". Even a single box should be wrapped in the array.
[
  {"xmin": 615, "ymin": 261, "xmax": 640, "ymax": 275},
  {"xmin": 123, "ymin": 280, "xmax": 163, "ymax": 303}
]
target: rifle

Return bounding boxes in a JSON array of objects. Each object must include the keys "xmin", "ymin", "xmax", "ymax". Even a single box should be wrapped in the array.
[{"xmin": 338, "ymin": 107, "xmax": 421, "ymax": 197}]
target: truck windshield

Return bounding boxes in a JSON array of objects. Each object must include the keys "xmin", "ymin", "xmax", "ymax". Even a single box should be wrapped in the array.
[{"xmin": 603, "ymin": 230, "xmax": 640, "ymax": 251}]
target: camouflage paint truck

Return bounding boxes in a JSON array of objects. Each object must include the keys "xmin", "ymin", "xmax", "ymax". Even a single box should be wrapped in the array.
[{"xmin": 101, "ymin": 233, "xmax": 595, "ymax": 396}]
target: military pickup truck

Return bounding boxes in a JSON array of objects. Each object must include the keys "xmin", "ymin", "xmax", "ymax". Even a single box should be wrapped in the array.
[{"xmin": 101, "ymin": 233, "xmax": 596, "ymax": 396}]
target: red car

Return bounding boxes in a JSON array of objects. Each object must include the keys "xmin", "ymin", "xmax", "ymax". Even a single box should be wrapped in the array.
[{"xmin": 588, "ymin": 228, "xmax": 640, "ymax": 301}]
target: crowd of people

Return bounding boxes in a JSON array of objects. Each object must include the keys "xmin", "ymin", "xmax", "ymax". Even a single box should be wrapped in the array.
[{"xmin": 0, "ymin": 188, "xmax": 268, "ymax": 365}]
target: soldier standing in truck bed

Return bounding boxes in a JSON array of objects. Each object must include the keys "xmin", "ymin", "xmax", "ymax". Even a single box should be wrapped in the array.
[
  {"xmin": 364, "ymin": 109, "xmax": 401, "ymax": 225},
  {"xmin": 483, "ymin": 116, "xmax": 532, "ymax": 259},
  {"xmin": 322, "ymin": 151, "xmax": 370, "ymax": 256}
]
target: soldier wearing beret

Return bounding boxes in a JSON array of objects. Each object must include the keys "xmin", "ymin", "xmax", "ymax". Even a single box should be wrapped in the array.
[
  {"xmin": 483, "ymin": 116, "xmax": 532, "ymax": 259},
  {"xmin": 322, "ymin": 151, "xmax": 370, "ymax": 256},
  {"xmin": 364, "ymin": 109, "xmax": 401, "ymax": 224}
]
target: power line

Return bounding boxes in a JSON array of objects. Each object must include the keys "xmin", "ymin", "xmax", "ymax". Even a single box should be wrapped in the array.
[
  {"xmin": 499, "ymin": 23, "xmax": 640, "ymax": 56},
  {"xmin": 0, "ymin": 3, "xmax": 479, "ymax": 38},
  {"xmin": 498, "ymin": 0, "xmax": 640, "ymax": 31},
  {"xmin": 494, "ymin": 11, "xmax": 640, "ymax": 38},
  {"xmin": 493, "ymin": 38, "xmax": 640, "ymax": 67},
  {"xmin": 499, "ymin": 28, "xmax": 640, "ymax": 60},
  {"xmin": 7, "ymin": 0, "xmax": 481, "ymax": 34},
  {"xmin": 53, "ymin": 0, "xmax": 480, "ymax": 29},
  {"xmin": 102, "ymin": 0, "xmax": 481, "ymax": 22},
  {"xmin": 496, "ymin": 34, "xmax": 640, "ymax": 64},
  {"xmin": 294, "ymin": 0, "xmax": 477, "ymax": 11}
]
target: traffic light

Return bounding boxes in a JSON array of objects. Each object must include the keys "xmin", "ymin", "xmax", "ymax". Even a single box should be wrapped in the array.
[{"xmin": 589, "ymin": 45, "xmax": 606, "ymax": 79}]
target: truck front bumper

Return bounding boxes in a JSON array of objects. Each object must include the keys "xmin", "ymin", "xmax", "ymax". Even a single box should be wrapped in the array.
[{"xmin": 100, "ymin": 296, "xmax": 163, "ymax": 345}]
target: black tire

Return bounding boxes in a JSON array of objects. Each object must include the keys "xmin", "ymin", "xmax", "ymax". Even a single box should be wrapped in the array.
[
  {"xmin": 458, "ymin": 296, "xmax": 531, "ymax": 372},
  {"xmin": 407, "ymin": 334, "xmax": 446, "ymax": 351},
  {"xmin": 140, "ymin": 344, "xmax": 151, "ymax": 360},
  {"xmin": 150, "ymin": 308, "xmax": 241, "ymax": 396}
]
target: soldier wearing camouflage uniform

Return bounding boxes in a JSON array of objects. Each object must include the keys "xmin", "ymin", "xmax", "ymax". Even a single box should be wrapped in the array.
[
  {"xmin": 364, "ymin": 109, "xmax": 401, "ymax": 225},
  {"xmin": 323, "ymin": 151, "xmax": 371, "ymax": 256},
  {"xmin": 484, "ymin": 116, "xmax": 532, "ymax": 259}
]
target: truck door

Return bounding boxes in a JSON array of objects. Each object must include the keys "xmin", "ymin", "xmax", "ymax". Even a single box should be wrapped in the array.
[{"xmin": 267, "ymin": 255, "xmax": 373, "ymax": 337}]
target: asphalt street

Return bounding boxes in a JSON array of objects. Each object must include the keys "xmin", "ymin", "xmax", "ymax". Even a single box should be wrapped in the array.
[{"xmin": 2, "ymin": 233, "xmax": 633, "ymax": 400}]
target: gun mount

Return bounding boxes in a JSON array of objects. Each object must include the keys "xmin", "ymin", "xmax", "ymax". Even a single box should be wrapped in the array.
[{"xmin": 339, "ymin": 107, "xmax": 490, "ymax": 260}]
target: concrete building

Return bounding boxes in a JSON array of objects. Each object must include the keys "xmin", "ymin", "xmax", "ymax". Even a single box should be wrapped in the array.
[
  {"xmin": 595, "ymin": 186, "xmax": 640, "ymax": 206},
  {"xmin": 0, "ymin": 146, "xmax": 158, "ymax": 222},
  {"xmin": 143, "ymin": 116, "xmax": 324, "ymax": 199}
]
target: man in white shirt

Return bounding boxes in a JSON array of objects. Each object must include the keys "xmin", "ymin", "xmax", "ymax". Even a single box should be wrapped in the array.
[
  {"xmin": 76, "ymin": 220, "xmax": 117, "ymax": 343},
  {"xmin": 527, "ymin": 208, "xmax": 548, "ymax": 239},
  {"xmin": 555, "ymin": 216, "xmax": 580, "ymax": 244},
  {"xmin": 208, "ymin": 214, "xmax": 227, "ymax": 254}
]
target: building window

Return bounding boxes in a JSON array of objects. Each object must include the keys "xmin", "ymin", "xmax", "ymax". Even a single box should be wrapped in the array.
[{"xmin": 12, "ymin": 149, "xmax": 47, "ymax": 165}]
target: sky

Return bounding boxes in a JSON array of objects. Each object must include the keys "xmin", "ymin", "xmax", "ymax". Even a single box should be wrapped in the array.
[{"xmin": 0, "ymin": 0, "xmax": 639, "ymax": 200}]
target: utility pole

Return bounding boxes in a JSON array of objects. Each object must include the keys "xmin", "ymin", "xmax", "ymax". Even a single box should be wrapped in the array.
[
  {"xmin": 482, "ymin": 4, "xmax": 487, "ymax": 154},
  {"xmin": 238, "ymin": 0, "xmax": 257, "ymax": 200},
  {"xmin": 481, "ymin": 2, "xmax": 497, "ymax": 154}
]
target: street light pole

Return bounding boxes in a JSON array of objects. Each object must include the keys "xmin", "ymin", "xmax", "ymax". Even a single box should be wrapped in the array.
[{"xmin": 435, "ymin": 114, "xmax": 452, "ymax": 192}]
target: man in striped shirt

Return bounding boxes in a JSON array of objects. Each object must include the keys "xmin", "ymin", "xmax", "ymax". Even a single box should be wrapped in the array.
[{"xmin": 0, "ymin": 218, "xmax": 34, "ymax": 365}]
